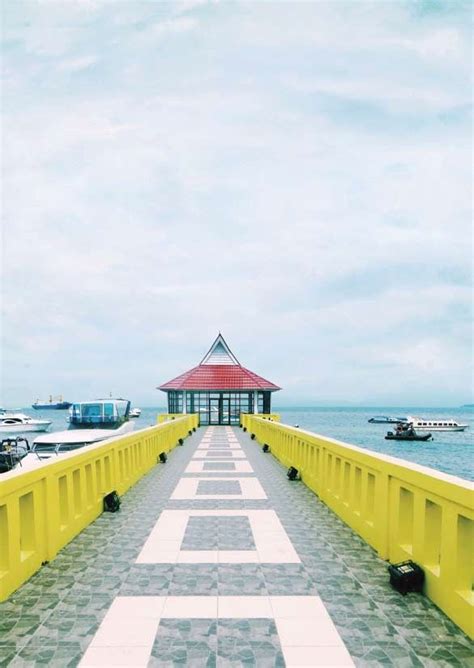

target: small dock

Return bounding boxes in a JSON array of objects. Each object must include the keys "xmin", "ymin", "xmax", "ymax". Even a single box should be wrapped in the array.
[{"xmin": 0, "ymin": 426, "xmax": 471, "ymax": 667}]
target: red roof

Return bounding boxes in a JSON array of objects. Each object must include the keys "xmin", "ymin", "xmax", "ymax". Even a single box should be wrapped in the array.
[{"xmin": 159, "ymin": 364, "xmax": 281, "ymax": 391}]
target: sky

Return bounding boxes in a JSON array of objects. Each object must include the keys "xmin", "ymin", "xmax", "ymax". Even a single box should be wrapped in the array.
[{"xmin": 1, "ymin": 0, "xmax": 472, "ymax": 408}]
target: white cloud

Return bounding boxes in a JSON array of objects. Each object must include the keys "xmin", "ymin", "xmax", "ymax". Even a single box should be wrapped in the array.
[
  {"xmin": 1, "ymin": 1, "xmax": 471, "ymax": 406},
  {"xmin": 58, "ymin": 55, "xmax": 98, "ymax": 72}
]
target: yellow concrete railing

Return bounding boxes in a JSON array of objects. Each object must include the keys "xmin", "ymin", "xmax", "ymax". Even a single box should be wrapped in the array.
[
  {"xmin": 158, "ymin": 413, "xmax": 279, "ymax": 425},
  {"xmin": 241, "ymin": 415, "xmax": 474, "ymax": 638},
  {"xmin": 253, "ymin": 413, "xmax": 281, "ymax": 422},
  {"xmin": 0, "ymin": 415, "xmax": 198, "ymax": 601},
  {"xmin": 157, "ymin": 413, "xmax": 192, "ymax": 424}
]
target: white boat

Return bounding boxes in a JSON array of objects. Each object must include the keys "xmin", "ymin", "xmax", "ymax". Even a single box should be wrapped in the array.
[
  {"xmin": 368, "ymin": 415, "xmax": 408, "ymax": 424},
  {"xmin": 129, "ymin": 408, "xmax": 142, "ymax": 418},
  {"xmin": 406, "ymin": 416, "xmax": 469, "ymax": 432},
  {"xmin": 27, "ymin": 399, "xmax": 135, "ymax": 464},
  {"xmin": 0, "ymin": 413, "xmax": 52, "ymax": 433}
]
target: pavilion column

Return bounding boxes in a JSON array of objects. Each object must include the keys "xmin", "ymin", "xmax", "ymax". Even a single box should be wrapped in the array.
[
  {"xmin": 182, "ymin": 391, "xmax": 187, "ymax": 414},
  {"xmin": 253, "ymin": 391, "xmax": 258, "ymax": 414}
]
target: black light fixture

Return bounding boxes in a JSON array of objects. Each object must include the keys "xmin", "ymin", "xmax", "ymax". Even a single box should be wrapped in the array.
[
  {"xmin": 251, "ymin": 433, "xmax": 256, "ymax": 440},
  {"xmin": 193, "ymin": 427, "xmax": 196, "ymax": 432},
  {"xmin": 103, "ymin": 491, "xmax": 121, "ymax": 512},
  {"xmin": 188, "ymin": 430, "xmax": 192, "ymax": 436},
  {"xmin": 262, "ymin": 444, "xmax": 270, "ymax": 453},
  {"xmin": 388, "ymin": 560, "xmax": 425, "ymax": 595},
  {"xmin": 243, "ymin": 427, "xmax": 247, "ymax": 432},
  {"xmin": 178, "ymin": 438, "xmax": 184, "ymax": 445},
  {"xmin": 287, "ymin": 466, "xmax": 299, "ymax": 481},
  {"xmin": 239, "ymin": 423, "xmax": 243, "ymax": 428},
  {"xmin": 159, "ymin": 452, "xmax": 167, "ymax": 463}
]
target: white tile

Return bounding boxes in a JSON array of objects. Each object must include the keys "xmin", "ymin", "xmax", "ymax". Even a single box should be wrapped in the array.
[
  {"xmin": 282, "ymin": 646, "xmax": 354, "ymax": 667},
  {"xmin": 257, "ymin": 550, "xmax": 301, "ymax": 564},
  {"xmin": 239, "ymin": 478, "xmax": 267, "ymax": 499},
  {"xmin": 177, "ymin": 550, "xmax": 219, "ymax": 564},
  {"xmin": 217, "ymin": 550, "xmax": 259, "ymax": 563},
  {"xmin": 270, "ymin": 596, "xmax": 328, "ymax": 619},
  {"xmin": 106, "ymin": 596, "xmax": 165, "ymax": 620},
  {"xmin": 252, "ymin": 518, "xmax": 300, "ymax": 563},
  {"xmin": 162, "ymin": 596, "xmax": 218, "ymax": 618},
  {"xmin": 275, "ymin": 617, "xmax": 345, "ymax": 647},
  {"xmin": 79, "ymin": 645, "xmax": 153, "ymax": 667},
  {"xmin": 91, "ymin": 617, "xmax": 160, "ymax": 647},
  {"xmin": 218, "ymin": 596, "xmax": 273, "ymax": 618}
]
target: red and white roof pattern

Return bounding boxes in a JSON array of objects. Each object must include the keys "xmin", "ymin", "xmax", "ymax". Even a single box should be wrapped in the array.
[{"xmin": 158, "ymin": 334, "xmax": 281, "ymax": 392}]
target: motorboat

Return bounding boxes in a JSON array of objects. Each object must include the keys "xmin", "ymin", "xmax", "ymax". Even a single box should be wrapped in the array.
[
  {"xmin": 0, "ymin": 413, "xmax": 52, "ymax": 433},
  {"xmin": 32, "ymin": 395, "xmax": 72, "ymax": 410},
  {"xmin": 385, "ymin": 430, "xmax": 432, "ymax": 442},
  {"xmin": 406, "ymin": 416, "xmax": 468, "ymax": 432},
  {"xmin": 130, "ymin": 408, "xmax": 142, "ymax": 418},
  {"xmin": 368, "ymin": 415, "xmax": 408, "ymax": 424},
  {"xmin": 0, "ymin": 438, "xmax": 31, "ymax": 473},
  {"xmin": 27, "ymin": 399, "xmax": 135, "ymax": 463}
]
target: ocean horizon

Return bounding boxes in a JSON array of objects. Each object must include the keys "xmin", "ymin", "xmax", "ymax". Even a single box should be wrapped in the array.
[{"xmin": 7, "ymin": 404, "xmax": 472, "ymax": 482}]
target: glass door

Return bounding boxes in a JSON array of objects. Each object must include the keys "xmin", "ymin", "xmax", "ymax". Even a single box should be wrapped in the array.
[
  {"xmin": 221, "ymin": 398, "xmax": 230, "ymax": 425},
  {"xmin": 209, "ymin": 399, "xmax": 220, "ymax": 425}
]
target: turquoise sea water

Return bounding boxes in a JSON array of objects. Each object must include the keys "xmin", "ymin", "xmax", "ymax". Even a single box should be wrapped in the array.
[
  {"xmin": 275, "ymin": 406, "xmax": 473, "ymax": 482},
  {"xmin": 6, "ymin": 405, "xmax": 473, "ymax": 481}
]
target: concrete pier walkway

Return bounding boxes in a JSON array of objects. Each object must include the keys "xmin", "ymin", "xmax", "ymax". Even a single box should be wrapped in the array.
[{"xmin": 0, "ymin": 427, "xmax": 472, "ymax": 667}]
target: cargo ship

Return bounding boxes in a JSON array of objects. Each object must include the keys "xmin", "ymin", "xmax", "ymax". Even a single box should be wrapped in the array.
[{"xmin": 32, "ymin": 395, "xmax": 72, "ymax": 410}]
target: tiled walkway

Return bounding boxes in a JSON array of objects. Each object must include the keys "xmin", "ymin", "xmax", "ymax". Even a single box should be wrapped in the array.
[{"xmin": 0, "ymin": 427, "xmax": 472, "ymax": 667}]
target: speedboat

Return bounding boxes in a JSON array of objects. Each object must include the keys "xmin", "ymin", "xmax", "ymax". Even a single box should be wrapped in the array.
[
  {"xmin": 0, "ymin": 413, "xmax": 52, "ymax": 433},
  {"xmin": 406, "ymin": 416, "xmax": 468, "ymax": 432},
  {"xmin": 368, "ymin": 415, "xmax": 408, "ymax": 424},
  {"xmin": 385, "ymin": 429, "xmax": 432, "ymax": 442},
  {"xmin": 28, "ymin": 399, "xmax": 135, "ymax": 463},
  {"xmin": 129, "ymin": 408, "xmax": 142, "ymax": 418}
]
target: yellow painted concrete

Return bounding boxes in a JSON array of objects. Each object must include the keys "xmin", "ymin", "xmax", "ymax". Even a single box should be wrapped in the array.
[
  {"xmin": 241, "ymin": 415, "xmax": 474, "ymax": 638},
  {"xmin": 0, "ymin": 415, "xmax": 198, "ymax": 601},
  {"xmin": 157, "ymin": 413, "xmax": 189, "ymax": 424}
]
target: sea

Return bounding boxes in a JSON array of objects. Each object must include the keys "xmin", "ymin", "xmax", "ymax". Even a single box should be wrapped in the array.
[{"xmin": 5, "ymin": 405, "xmax": 473, "ymax": 482}]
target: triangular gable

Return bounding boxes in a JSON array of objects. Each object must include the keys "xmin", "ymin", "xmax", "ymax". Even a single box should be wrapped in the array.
[{"xmin": 200, "ymin": 333, "xmax": 240, "ymax": 366}]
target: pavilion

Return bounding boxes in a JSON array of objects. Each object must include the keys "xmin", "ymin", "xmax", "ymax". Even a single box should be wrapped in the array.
[{"xmin": 158, "ymin": 333, "xmax": 281, "ymax": 425}]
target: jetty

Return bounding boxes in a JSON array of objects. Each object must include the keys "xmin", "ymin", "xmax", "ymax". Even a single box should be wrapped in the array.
[{"xmin": 0, "ymin": 336, "xmax": 472, "ymax": 666}]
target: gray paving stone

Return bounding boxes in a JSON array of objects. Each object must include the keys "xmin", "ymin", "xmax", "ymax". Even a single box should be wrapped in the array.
[
  {"xmin": 203, "ymin": 463, "xmax": 236, "ymax": 471},
  {"xmin": 196, "ymin": 481, "xmax": 242, "ymax": 495}
]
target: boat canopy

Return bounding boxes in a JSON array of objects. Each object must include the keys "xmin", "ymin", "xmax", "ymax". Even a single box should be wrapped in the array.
[{"xmin": 70, "ymin": 399, "xmax": 130, "ymax": 427}]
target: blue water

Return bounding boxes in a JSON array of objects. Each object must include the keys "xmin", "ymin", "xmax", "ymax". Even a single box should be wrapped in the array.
[
  {"xmin": 5, "ymin": 406, "xmax": 473, "ymax": 481},
  {"xmin": 275, "ymin": 406, "xmax": 473, "ymax": 482}
]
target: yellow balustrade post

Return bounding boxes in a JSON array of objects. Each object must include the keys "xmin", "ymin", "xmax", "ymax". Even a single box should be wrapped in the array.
[
  {"xmin": 45, "ymin": 473, "xmax": 60, "ymax": 561},
  {"xmin": 374, "ymin": 471, "xmax": 390, "ymax": 559}
]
